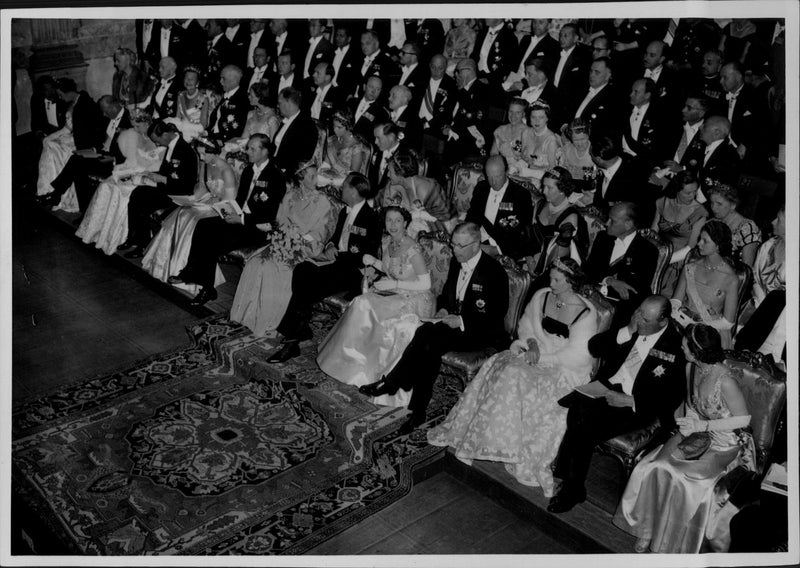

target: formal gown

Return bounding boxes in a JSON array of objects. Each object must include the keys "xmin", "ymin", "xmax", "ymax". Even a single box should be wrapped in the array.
[
  {"xmin": 165, "ymin": 90, "xmax": 209, "ymax": 141},
  {"xmin": 674, "ymin": 262, "xmax": 735, "ymax": 348},
  {"xmin": 613, "ymin": 366, "xmax": 756, "ymax": 553},
  {"xmin": 722, "ymin": 212, "xmax": 761, "ymax": 265},
  {"xmin": 230, "ymin": 187, "xmax": 336, "ymax": 336},
  {"xmin": 555, "ymin": 141, "xmax": 596, "ymax": 198},
  {"xmin": 740, "ymin": 237, "xmax": 786, "ymax": 360},
  {"xmin": 75, "ymin": 129, "xmax": 165, "ymax": 255},
  {"xmin": 656, "ymin": 196, "xmax": 708, "ymax": 295},
  {"xmin": 493, "ymin": 123, "xmax": 536, "ymax": 173},
  {"xmin": 141, "ymin": 168, "xmax": 229, "ymax": 294},
  {"xmin": 316, "ymin": 238, "xmax": 436, "ymax": 407},
  {"xmin": 37, "ymin": 109, "xmax": 78, "ymax": 212},
  {"xmin": 380, "ymin": 177, "xmax": 456, "ymax": 238},
  {"xmin": 317, "ymin": 136, "xmax": 369, "ymax": 186},
  {"xmin": 427, "ymin": 288, "xmax": 598, "ymax": 496}
]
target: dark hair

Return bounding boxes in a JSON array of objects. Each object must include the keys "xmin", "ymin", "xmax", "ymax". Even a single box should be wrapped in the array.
[
  {"xmin": 560, "ymin": 22, "xmax": 579, "ymax": 36},
  {"xmin": 542, "ymin": 166, "xmax": 574, "ymax": 196},
  {"xmin": 699, "ymin": 219, "xmax": 733, "ymax": 259},
  {"xmin": 616, "ymin": 201, "xmax": 641, "ymax": 229},
  {"xmin": 590, "ymin": 134, "xmax": 619, "ymax": 160},
  {"xmin": 550, "ymin": 257, "xmax": 585, "ymax": 290},
  {"xmin": 390, "ymin": 150, "xmax": 419, "ymax": 178},
  {"xmin": 147, "ymin": 120, "xmax": 179, "ymax": 138},
  {"xmin": 279, "ymin": 86, "xmax": 303, "ymax": 107},
  {"xmin": 361, "ymin": 29, "xmax": 380, "ymax": 43},
  {"xmin": 383, "ymin": 205, "xmax": 412, "ymax": 227},
  {"xmin": 250, "ymin": 82, "xmax": 271, "ymax": 106},
  {"xmin": 667, "ymin": 169, "xmax": 699, "ymax": 199},
  {"xmin": 524, "ymin": 56, "xmax": 551, "ymax": 78},
  {"xmin": 249, "ymin": 132, "xmax": 273, "ymax": 155},
  {"xmin": 332, "ymin": 108, "xmax": 355, "ymax": 131},
  {"xmin": 638, "ymin": 77, "xmax": 657, "ymax": 97},
  {"xmin": 316, "ymin": 61, "xmax": 335, "ymax": 80},
  {"xmin": 723, "ymin": 60, "xmax": 745, "ymax": 76},
  {"xmin": 508, "ymin": 97, "xmax": 529, "ymax": 113},
  {"xmin": 685, "ymin": 94, "xmax": 711, "ymax": 114},
  {"xmin": 345, "ymin": 172, "xmax": 372, "ymax": 199},
  {"xmin": 375, "ymin": 121, "xmax": 401, "ymax": 139},
  {"xmin": 709, "ymin": 181, "xmax": 740, "ymax": 206},
  {"xmin": 56, "ymin": 77, "xmax": 77, "ymax": 93},
  {"xmin": 685, "ymin": 323, "xmax": 725, "ymax": 364}
]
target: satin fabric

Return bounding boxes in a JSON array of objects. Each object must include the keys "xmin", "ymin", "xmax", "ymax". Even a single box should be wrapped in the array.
[{"xmin": 37, "ymin": 109, "xmax": 78, "ymax": 212}]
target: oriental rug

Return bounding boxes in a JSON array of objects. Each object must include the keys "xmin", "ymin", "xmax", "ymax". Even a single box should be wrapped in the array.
[{"xmin": 12, "ymin": 315, "xmax": 462, "ymax": 555}]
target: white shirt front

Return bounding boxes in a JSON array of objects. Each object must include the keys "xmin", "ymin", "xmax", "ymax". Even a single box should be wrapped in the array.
[
  {"xmin": 574, "ymin": 83, "xmax": 607, "ymax": 118},
  {"xmin": 600, "ymin": 156, "xmax": 622, "ymax": 197},
  {"xmin": 478, "ymin": 24, "xmax": 504, "ymax": 73},
  {"xmin": 516, "ymin": 34, "xmax": 543, "ymax": 75},
  {"xmin": 419, "ymin": 77, "xmax": 443, "ymax": 121},
  {"xmin": 44, "ymin": 98, "xmax": 59, "ymax": 127},
  {"xmin": 379, "ymin": 142, "xmax": 400, "ymax": 178},
  {"xmin": 355, "ymin": 97, "xmax": 371, "ymax": 122},
  {"xmin": 104, "ymin": 108, "xmax": 125, "ymax": 151},
  {"xmin": 674, "ymin": 119, "xmax": 703, "ymax": 162},
  {"xmin": 388, "ymin": 19, "xmax": 407, "ymax": 49},
  {"xmin": 275, "ymin": 31, "xmax": 288, "ymax": 57},
  {"xmin": 155, "ymin": 76, "xmax": 174, "ymax": 107},
  {"xmin": 247, "ymin": 29, "xmax": 265, "ymax": 68},
  {"xmin": 456, "ymin": 251, "xmax": 482, "ymax": 302},
  {"xmin": 361, "ymin": 50, "xmax": 380, "ymax": 77},
  {"xmin": 623, "ymin": 102, "xmax": 650, "ymax": 155},
  {"xmin": 225, "ymin": 24, "xmax": 240, "ymax": 43},
  {"xmin": 644, "ymin": 65, "xmax": 663, "ymax": 83},
  {"xmin": 726, "ymin": 85, "xmax": 743, "ymax": 121},
  {"xmin": 332, "ymin": 44, "xmax": 350, "ymax": 85},
  {"xmin": 248, "ymin": 65, "xmax": 268, "ymax": 89},
  {"xmin": 311, "ymin": 83, "xmax": 331, "ymax": 120},
  {"xmin": 304, "ymin": 35, "xmax": 323, "ymax": 79},
  {"xmin": 160, "ymin": 27, "xmax": 171, "ymax": 58},
  {"xmin": 609, "ymin": 230, "xmax": 637, "ymax": 265},
  {"xmin": 399, "ymin": 62, "xmax": 418, "ymax": 86},
  {"xmin": 554, "ymin": 45, "xmax": 575, "ymax": 87},
  {"xmin": 142, "ymin": 21, "xmax": 153, "ymax": 51},
  {"xmin": 484, "ymin": 180, "xmax": 508, "ymax": 225},
  {"xmin": 608, "ymin": 324, "xmax": 668, "ymax": 396},
  {"xmin": 273, "ymin": 109, "xmax": 300, "ymax": 153},
  {"xmin": 704, "ymin": 139, "xmax": 724, "ymax": 166},
  {"xmin": 164, "ymin": 133, "xmax": 180, "ymax": 162},
  {"xmin": 338, "ymin": 199, "xmax": 366, "ymax": 251},
  {"xmin": 243, "ymin": 159, "xmax": 269, "ymax": 214},
  {"xmin": 278, "ymin": 73, "xmax": 295, "ymax": 94},
  {"xmin": 390, "ymin": 104, "xmax": 407, "ymax": 123}
]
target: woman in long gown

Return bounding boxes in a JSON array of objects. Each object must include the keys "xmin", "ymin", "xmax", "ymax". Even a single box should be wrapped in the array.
[
  {"xmin": 230, "ymin": 161, "xmax": 336, "ymax": 336},
  {"xmin": 164, "ymin": 65, "xmax": 210, "ymax": 142},
  {"xmin": 141, "ymin": 147, "xmax": 236, "ymax": 294},
  {"xmin": 380, "ymin": 150, "xmax": 457, "ymax": 238},
  {"xmin": 514, "ymin": 100, "xmax": 560, "ymax": 179},
  {"xmin": 222, "ymin": 83, "xmax": 281, "ymax": 154},
  {"xmin": 317, "ymin": 109, "xmax": 370, "ymax": 187},
  {"xmin": 75, "ymin": 110, "xmax": 164, "ymax": 255},
  {"xmin": 613, "ymin": 324, "xmax": 756, "ymax": 553},
  {"xmin": 555, "ymin": 118, "xmax": 595, "ymax": 199},
  {"xmin": 672, "ymin": 220, "xmax": 740, "ymax": 349},
  {"xmin": 490, "ymin": 98, "xmax": 535, "ymax": 174},
  {"xmin": 427, "ymin": 259, "xmax": 598, "ymax": 497},
  {"xmin": 652, "ymin": 171, "xmax": 709, "ymax": 295},
  {"xmin": 317, "ymin": 206, "xmax": 435, "ymax": 407},
  {"xmin": 707, "ymin": 182, "xmax": 761, "ymax": 268},
  {"xmin": 37, "ymin": 93, "xmax": 78, "ymax": 212}
]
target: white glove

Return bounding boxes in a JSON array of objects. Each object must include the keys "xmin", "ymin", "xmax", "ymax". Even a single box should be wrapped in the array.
[
  {"xmin": 362, "ymin": 254, "xmax": 380, "ymax": 268},
  {"xmin": 373, "ymin": 279, "xmax": 396, "ymax": 291}
]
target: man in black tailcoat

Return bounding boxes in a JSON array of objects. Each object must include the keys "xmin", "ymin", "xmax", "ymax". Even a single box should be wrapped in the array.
[
  {"xmin": 273, "ymin": 86, "xmax": 319, "ymax": 174},
  {"xmin": 207, "ymin": 65, "xmax": 251, "ymax": 143},
  {"xmin": 270, "ymin": 173, "xmax": 382, "ymax": 362},
  {"xmin": 359, "ymin": 222, "xmax": 509, "ymax": 434},
  {"xmin": 548, "ymin": 295, "xmax": 686, "ymax": 513}
]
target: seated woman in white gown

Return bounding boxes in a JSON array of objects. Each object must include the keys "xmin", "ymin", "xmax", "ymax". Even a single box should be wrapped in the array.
[
  {"xmin": 164, "ymin": 64, "xmax": 210, "ymax": 142},
  {"xmin": 316, "ymin": 206, "xmax": 435, "ymax": 407},
  {"xmin": 230, "ymin": 161, "xmax": 337, "ymax": 336},
  {"xmin": 427, "ymin": 258, "xmax": 598, "ymax": 497},
  {"xmin": 75, "ymin": 109, "xmax": 164, "ymax": 255},
  {"xmin": 316, "ymin": 109, "xmax": 370, "ymax": 187},
  {"xmin": 37, "ymin": 98, "xmax": 78, "ymax": 212},
  {"xmin": 141, "ymin": 146, "xmax": 236, "ymax": 294}
]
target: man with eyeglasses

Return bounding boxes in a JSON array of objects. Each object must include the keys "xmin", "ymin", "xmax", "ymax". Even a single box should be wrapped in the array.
[
  {"xmin": 397, "ymin": 41, "xmax": 428, "ymax": 106},
  {"xmin": 442, "ymin": 58, "xmax": 490, "ymax": 166},
  {"xmin": 359, "ymin": 222, "xmax": 509, "ymax": 435}
]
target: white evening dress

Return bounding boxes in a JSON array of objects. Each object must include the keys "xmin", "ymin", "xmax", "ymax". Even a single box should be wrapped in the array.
[{"xmin": 36, "ymin": 109, "xmax": 79, "ymax": 212}]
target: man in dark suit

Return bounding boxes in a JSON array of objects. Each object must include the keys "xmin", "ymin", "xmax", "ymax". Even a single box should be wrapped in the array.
[
  {"xmin": 720, "ymin": 61, "xmax": 768, "ymax": 173},
  {"xmin": 355, "ymin": 30, "xmax": 400, "ymax": 101},
  {"xmin": 387, "ymin": 85, "xmax": 422, "ymax": 150},
  {"xmin": 508, "ymin": 18, "xmax": 560, "ymax": 92},
  {"xmin": 42, "ymin": 97, "xmax": 132, "ymax": 212},
  {"xmin": 583, "ymin": 202, "xmax": 658, "ymax": 325},
  {"xmin": 223, "ymin": 19, "xmax": 251, "ymax": 70},
  {"xmin": 640, "ymin": 40, "xmax": 683, "ymax": 121},
  {"xmin": 697, "ymin": 115, "xmax": 741, "ymax": 192},
  {"xmin": 269, "ymin": 19, "xmax": 306, "ymax": 72},
  {"xmin": 119, "ymin": 121, "xmax": 198, "ymax": 258},
  {"xmin": 307, "ymin": 62, "xmax": 342, "ymax": 128},
  {"xmin": 518, "ymin": 57, "xmax": 558, "ymax": 107},
  {"xmin": 147, "ymin": 57, "xmax": 180, "ymax": 120},
  {"xmin": 331, "ymin": 22, "xmax": 361, "ymax": 97},
  {"xmin": 169, "ymin": 133, "xmax": 286, "ymax": 306},
  {"xmin": 622, "ymin": 78, "xmax": 667, "ymax": 169},
  {"xmin": 465, "ymin": 155, "xmax": 534, "ymax": 262},
  {"xmin": 552, "ymin": 23, "xmax": 592, "ymax": 128},
  {"xmin": 204, "ymin": 19, "xmax": 234, "ymax": 87},
  {"xmin": 245, "ymin": 47, "xmax": 271, "ymax": 91},
  {"xmin": 359, "ymin": 222, "xmax": 510, "ymax": 434},
  {"xmin": 271, "ymin": 173, "xmax": 382, "ymax": 362},
  {"xmin": 302, "ymin": 19, "xmax": 334, "ymax": 83},
  {"xmin": 566, "ymin": 57, "xmax": 622, "ymax": 143},
  {"xmin": 397, "ymin": 41, "xmax": 428, "ymax": 108},
  {"xmin": 442, "ymin": 58, "xmax": 490, "ymax": 166},
  {"xmin": 207, "ymin": 65, "xmax": 250, "ymax": 143},
  {"xmin": 694, "ymin": 49, "xmax": 725, "ymax": 107},
  {"xmin": 135, "ymin": 19, "xmax": 160, "ymax": 74},
  {"xmin": 418, "ymin": 54, "xmax": 457, "ymax": 139},
  {"xmin": 590, "ymin": 135, "xmax": 652, "ymax": 218},
  {"xmin": 146, "ymin": 19, "xmax": 185, "ymax": 70},
  {"xmin": 368, "ymin": 121, "xmax": 405, "ymax": 194},
  {"xmin": 350, "ymin": 75, "xmax": 389, "ymax": 141},
  {"xmin": 52, "ymin": 78, "xmax": 105, "ymax": 153},
  {"xmin": 273, "ymin": 86, "xmax": 319, "ymax": 174},
  {"xmin": 548, "ymin": 295, "xmax": 686, "ymax": 513},
  {"xmin": 471, "ymin": 18, "xmax": 518, "ymax": 89},
  {"xmin": 269, "ymin": 52, "xmax": 305, "ymax": 107},
  {"xmin": 30, "ymin": 75, "xmax": 65, "ymax": 138},
  {"xmin": 245, "ymin": 19, "xmax": 272, "ymax": 71}
]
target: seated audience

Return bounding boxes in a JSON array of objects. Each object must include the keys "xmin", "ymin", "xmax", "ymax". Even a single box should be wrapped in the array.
[
  {"xmin": 443, "ymin": 19, "xmax": 478, "ymax": 76},
  {"xmin": 168, "ymin": 133, "xmax": 286, "ymax": 306},
  {"xmin": 555, "ymin": 118, "xmax": 595, "ymax": 193},
  {"xmin": 522, "ymin": 100, "xmax": 561, "ymax": 177},
  {"xmin": 75, "ymin": 109, "xmax": 164, "ymax": 255},
  {"xmin": 230, "ymin": 161, "xmax": 336, "ymax": 335},
  {"xmin": 222, "ymin": 83, "xmax": 281, "ymax": 157},
  {"xmin": 613, "ymin": 324, "xmax": 755, "ymax": 553},
  {"xmin": 696, "ymin": 115, "xmax": 741, "ymax": 195},
  {"xmin": 443, "ymin": 58, "xmax": 490, "ymax": 166},
  {"xmin": 428, "ymin": 258, "xmax": 598, "ymax": 497},
  {"xmin": 649, "ymin": 94, "xmax": 710, "ymax": 190},
  {"xmin": 735, "ymin": 205, "xmax": 785, "ymax": 364},
  {"xmin": 418, "ymin": 54, "xmax": 458, "ymax": 140},
  {"xmin": 590, "ymin": 134, "xmax": 653, "ymax": 221},
  {"xmin": 317, "ymin": 206, "xmax": 436, "ymax": 406},
  {"xmin": 308, "ymin": 61, "xmax": 342, "ymax": 127},
  {"xmin": 548, "ymin": 295, "xmax": 686, "ymax": 514},
  {"xmin": 273, "ymin": 86, "xmax": 319, "ymax": 174},
  {"xmin": 517, "ymin": 57, "xmax": 558, "ymax": 106},
  {"xmin": 381, "ymin": 150, "xmax": 457, "ymax": 238},
  {"xmin": 387, "ymin": 84, "xmax": 423, "ymax": 149},
  {"xmin": 622, "ymin": 78, "xmax": 666, "ymax": 169},
  {"xmin": 567, "ymin": 57, "xmax": 622, "ymax": 143},
  {"xmin": 651, "ymin": 170, "xmax": 709, "ymax": 295},
  {"xmin": 142, "ymin": 146, "xmax": 237, "ymax": 293},
  {"xmin": 707, "ymin": 181, "xmax": 761, "ymax": 268},
  {"xmin": 317, "ymin": 109, "xmax": 370, "ymax": 186},
  {"xmin": 206, "ymin": 64, "xmax": 250, "ymax": 143},
  {"xmin": 465, "ymin": 155, "xmax": 534, "ymax": 262},
  {"xmin": 165, "ymin": 64, "xmax": 210, "ymax": 141},
  {"xmin": 368, "ymin": 121, "xmax": 406, "ymax": 194},
  {"xmin": 672, "ymin": 220, "xmax": 739, "ymax": 348},
  {"xmin": 148, "ymin": 57, "xmax": 181, "ymax": 120},
  {"xmin": 490, "ymin": 98, "xmax": 535, "ymax": 174},
  {"xmin": 583, "ymin": 202, "xmax": 658, "ymax": 325},
  {"xmin": 359, "ymin": 222, "xmax": 510, "ymax": 435},
  {"xmin": 350, "ymin": 75, "xmax": 389, "ymax": 142},
  {"xmin": 269, "ymin": 172, "xmax": 382, "ymax": 362},
  {"xmin": 30, "ymin": 75, "xmax": 65, "ymax": 139}
]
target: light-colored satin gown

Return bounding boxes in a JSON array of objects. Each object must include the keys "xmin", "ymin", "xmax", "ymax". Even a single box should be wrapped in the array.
[{"xmin": 37, "ymin": 109, "xmax": 78, "ymax": 212}]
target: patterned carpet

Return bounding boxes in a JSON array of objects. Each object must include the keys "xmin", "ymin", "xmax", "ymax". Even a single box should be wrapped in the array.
[{"xmin": 12, "ymin": 314, "xmax": 463, "ymax": 555}]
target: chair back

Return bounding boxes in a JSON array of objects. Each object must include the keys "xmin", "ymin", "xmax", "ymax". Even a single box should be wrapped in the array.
[
  {"xmin": 449, "ymin": 160, "xmax": 485, "ymax": 220},
  {"xmin": 582, "ymin": 285, "xmax": 615, "ymax": 376},
  {"xmin": 354, "ymin": 133, "xmax": 373, "ymax": 176},
  {"xmin": 731, "ymin": 259, "xmax": 753, "ymax": 330},
  {"xmin": 581, "ymin": 206, "xmax": 607, "ymax": 251},
  {"xmin": 312, "ymin": 120, "xmax": 328, "ymax": 165},
  {"xmin": 637, "ymin": 227, "xmax": 673, "ymax": 295},
  {"xmin": 417, "ymin": 231, "xmax": 453, "ymax": 298},
  {"xmin": 721, "ymin": 350, "xmax": 786, "ymax": 475},
  {"xmin": 498, "ymin": 256, "xmax": 532, "ymax": 338}
]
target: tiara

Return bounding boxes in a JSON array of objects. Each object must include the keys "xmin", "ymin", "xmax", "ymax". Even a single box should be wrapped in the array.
[
  {"xmin": 130, "ymin": 108, "xmax": 153, "ymax": 123},
  {"xmin": 544, "ymin": 168, "xmax": 562, "ymax": 180},
  {"xmin": 183, "ymin": 64, "xmax": 203, "ymax": 76},
  {"xmin": 531, "ymin": 99, "xmax": 551, "ymax": 112},
  {"xmin": 552, "ymin": 258, "xmax": 575, "ymax": 276}
]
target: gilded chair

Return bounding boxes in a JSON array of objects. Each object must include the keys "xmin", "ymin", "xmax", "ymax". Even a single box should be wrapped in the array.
[
  {"xmin": 637, "ymin": 228, "xmax": 672, "ymax": 295},
  {"xmin": 449, "ymin": 160, "xmax": 485, "ymax": 221}
]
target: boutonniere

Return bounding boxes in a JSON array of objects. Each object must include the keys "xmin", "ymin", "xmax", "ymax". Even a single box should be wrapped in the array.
[
  {"xmin": 438, "ymin": 105, "xmax": 446, "ymax": 113},
  {"xmin": 491, "ymin": 63, "xmax": 498, "ymax": 71},
  {"xmin": 590, "ymin": 113, "xmax": 597, "ymax": 119},
  {"xmin": 373, "ymin": 63, "xmax": 381, "ymax": 71},
  {"xmin": 226, "ymin": 113, "xmax": 235, "ymax": 123},
  {"xmin": 349, "ymin": 245, "xmax": 360, "ymax": 254},
  {"xmin": 170, "ymin": 172, "xmax": 179, "ymax": 179},
  {"xmin": 653, "ymin": 365, "xmax": 665, "ymax": 377},
  {"xmin": 475, "ymin": 299, "xmax": 486, "ymax": 309},
  {"xmin": 571, "ymin": 66, "xmax": 580, "ymax": 71},
  {"xmin": 471, "ymin": 283, "xmax": 483, "ymax": 292},
  {"xmin": 597, "ymin": 106, "xmax": 605, "ymax": 111},
  {"xmin": 315, "ymin": 53, "xmax": 323, "ymax": 59},
  {"xmin": 689, "ymin": 159, "xmax": 698, "ymax": 168},
  {"xmin": 743, "ymin": 110, "xmax": 752, "ymax": 117}
]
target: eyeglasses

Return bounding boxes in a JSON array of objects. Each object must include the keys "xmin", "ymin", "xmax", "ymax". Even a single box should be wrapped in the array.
[
  {"xmin": 400, "ymin": 50, "xmax": 416, "ymax": 55},
  {"xmin": 450, "ymin": 239, "xmax": 478, "ymax": 250}
]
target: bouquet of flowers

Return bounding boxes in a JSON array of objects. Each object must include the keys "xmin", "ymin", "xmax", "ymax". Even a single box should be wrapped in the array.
[{"xmin": 262, "ymin": 224, "xmax": 307, "ymax": 267}]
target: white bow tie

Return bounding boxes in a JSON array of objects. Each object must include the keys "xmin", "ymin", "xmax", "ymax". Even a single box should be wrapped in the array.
[{"xmin": 726, "ymin": 92, "xmax": 738, "ymax": 101}]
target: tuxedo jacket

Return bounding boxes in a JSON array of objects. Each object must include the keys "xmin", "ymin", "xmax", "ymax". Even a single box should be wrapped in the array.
[
  {"xmin": 592, "ymin": 157, "xmax": 650, "ymax": 214},
  {"xmin": 727, "ymin": 84, "xmax": 767, "ymax": 159},
  {"xmin": 449, "ymin": 80, "xmax": 491, "ymax": 147},
  {"xmin": 640, "ymin": 66, "xmax": 683, "ymax": 117},
  {"xmin": 147, "ymin": 77, "xmax": 181, "ymax": 120},
  {"xmin": 71, "ymin": 92, "xmax": 106, "ymax": 150},
  {"xmin": 332, "ymin": 44, "xmax": 362, "ymax": 98},
  {"xmin": 207, "ymin": 86, "xmax": 250, "ymax": 142},
  {"xmin": 224, "ymin": 24, "xmax": 252, "ymax": 70},
  {"xmin": 235, "ymin": 161, "xmax": 287, "ymax": 227},
  {"xmin": 470, "ymin": 26, "xmax": 519, "ymax": 85},
  {"xmin": 466, "ymin": 179, "xmax": 534, "ymax": 261},
  {"xmin": 584, "ymin": 231, "xmax": 658, "ymax": 301},
  {"xmin": 112, "ymin": 66, "xmax": 152, "ymax": 107},
  {"xmin": 367, "ymin": 143, "xmax": 406, "ymax": 192},
  {"xmin": 398, "ymin": 63, "xmax": 429, "ymax": 108},
  {"xmin": 307, "ymin": 84, "xmax": 344, "ymax": 127},
  {"xmin": 418, "ymin": 74, "xmax": 458, "ymax": 134},
  {"xmin": 589, "ymin": 322, "xmax": 687, "ymax": 427},
  {"xmin": 515, "ymin": 33, "xmax": 559, "ymax": 72},
  {"xmin": 390, "ymin": 105, "xmax": 423, "ymax": 150},
  {"xmin": 156, "ymin": 137, "xmax": 198, "ymax": 196},
  {"xmin": 518, "ymin": 80, "xmax": 558, "ymax": 108},
  {"xmin": 268, "ymin": 73, "xmax": 305, "ymax": 107},
  {"xmin": 662, "ymin": 120, "xmax": 706, "ymax": 169},
  {"xmin": 273, "ymin": 31, "xmax": 308, "ymax": 71},
  {"xmin": 273, "ymin": 112, "xmax": 319, "ymax": 174},
  {"xmin": 206, "ymin": 35, "xmax": 235, "ymax": 85},
  {"xmin": 357, "ymin": 50, "xmax": 400, "ymax": 96},
  {"xmin": 438, "ymin": 252, "xmax": 509, "ymax": 349},
  {"xmin": 244, "ymin": 65, "xmax": 271, "ymax": 90},
  {"xmin": 699, "ymin": 139, "xmax": 742, "ymax": 186},
  {"xmin": 554, "ymin": 44, "xmax": 592, "ymax": 116},
  {"xmin": 327, "ymin": 200, "xmax": 383, "ymax": 271},
  {"xmin": 302, "ymin": 36, "xmax": 335, "ymax": 79},
  {"xmin": 350, "ymin": 98, "xmax": 390, "ymax": 141},
  {"xmin": 136, "ymin": 19, "xmax": 161, "ymax": 70},
  {"xmin": 571, "ymin": 83, "xmax": 623, "ymax": 142},
  {"xmin": 145, "ymin": 25, "xmax": 184, "ymax": 69},
  {"xmin": 623, "ymin": 103, "xmax": 667, "ymax": 167},
  {"xmin": 30, "ymin": 93, "xmax": 66, "ymax": 135}
]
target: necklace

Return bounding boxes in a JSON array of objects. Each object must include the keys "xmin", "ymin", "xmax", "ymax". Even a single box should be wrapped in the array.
[
  {"xmin": 185, "ymin": 89, "xmax": 200, "ymax": 100},
  {"xmin": 702, "ymin": 258, "xmax": 724, "ymax": 271},
  {"xmin": 388, "ymin": 238, "xmax": 403, "ymax": 256}
]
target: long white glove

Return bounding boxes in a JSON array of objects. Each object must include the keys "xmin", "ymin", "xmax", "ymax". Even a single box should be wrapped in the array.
[
  {"xmin": 670, "ymin": 246, "xmax": 691, "ymax": 264},
  {"xmin": 676, "ymin": 414, "xmax": 751, "ymax": 435},
  {"xmin": 373, "ymin": 272, "xmax": 431, "ymax": 291}
]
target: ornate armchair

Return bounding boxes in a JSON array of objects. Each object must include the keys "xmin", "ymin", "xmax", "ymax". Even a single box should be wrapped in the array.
[
  {"xmin": 440, "ymin": 255, "xmax": 532, "ymax": 388},
  {"xmin": 449, "ymin": 160, "xmax": 485, "ymax": 221},
  {"xmin": 637, "ymin": 227, "xmax": 672, "ymax": 295},
  {"xmin": 580, "ymin": 205, "xmax": 607, "ymax": 251},
  {"xmin": 417, "ymin": 230, "xmax": 453, "ymax": 297}
]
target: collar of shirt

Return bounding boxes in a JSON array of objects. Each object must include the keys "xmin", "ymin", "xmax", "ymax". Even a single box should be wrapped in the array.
[
  {"xmin": 223, "ymin": 86, "xmax": 239, "ymax": 100},
  {"xmin": 316, "ymin": 83, "xmax": 332, "ymax": 99},
  {"xmin": 601, "ymin": 156, "xmax": 623, "ymax": 179},
  {"xmin": 251, "ymin": 159, "xmax": 269, "ymax": 179},
  {"xmin": 279, "ymin": 73, "xmax": 294, "ymax": 87},
  {"xmin": 705, "ymin": 138, "xmax": 724, "ymax": 157},
  {"xmin": 460, "ymin": 250, "xmax": 482, "ymax": 273},
  {"xmin": 161, "ymin": 75, "xmax": 175, "ymax": 86},
  {"xmin": 391, "ymin": 104, "xmax": 407, "ymax": 120},
  {"xmin": 346, "ymin": 198, "xmax": 366, "ymax": 223},
  {"xmin": 632, "ymin": 101, "xmax": 649, "ymax": 118},
  {"xmin": 462, "ymin": 77, "xmax": 477, "ymax": 91},
  {"xmin": 635, "ymin": 324, "xmax": 667, "ymax": 352},
  {"xmin": 180, "ymin": 19, "xmax": 191, "ymax": 29},
  {"xmin": 490, "ymin": 179, "xmax": 509, "ymax": 199},
  {"xmin": 588, "ymin": 83, "xmax": 607, "ymax": 97},
  {"xmin": 282, "ymin": 109, "xmax": 301, "ymax": 125},
  {"xmin": 685, "ymin": 119, "xmax": 703, "ymax": 136},
  {"xmin": 335, "ymin": 44, "xmax": 350, "ymax": 55},
  {"xmin": 308, "ymin": 35, "xmax": 322, "ymax": 47},
  {"xmin": 615, "ymin": 230, "xmax": 637, "ymax": 250},
  {"xmin": 161, "ymin": 28, "xmax": 171, "ymax": 37},
  {"xmin": 488, "ymin": 23, "xmax": 504, "ymax": 35},
  {"xmin": 726, "ymin": 85, "xmax": 743, "ymax": 100},
  {"xmin": 275, "ymin": 31, "xmax": 287, "ymax": 43},
  {"xmin": 113, "ymin": 108, "xmax": 125, "ymax": 122},
  {"xmin": 225, "ymin": 24, "xmax": 240, "ymax": 41},
  {"xmin": 402, "ymin": 62, "xmax": 418, "ymax": 75},
  {"xmin": 364, "ymin": 50, "xmax": 380, "ymax": 64},
  {"xmin": 644, "ymin": 65, "xmax": 663, "ymax": 79},
  {"xmin": 211, "ymin": 32, "xmax": 223, "ymax": 46},
  {"xmin": 252, "ymin": 64, "xmax": 268, "ymax": 75},
  {"xmin": 165, "ymin": 134, "xmax": 180, "ymax": 161},
  {"xmin": 251, "ymin": 29, "xmax": 264, "ymax": 41},
  {"xmin": 560, "ymin": 45, "xmax": 575, "ymax": 58}
]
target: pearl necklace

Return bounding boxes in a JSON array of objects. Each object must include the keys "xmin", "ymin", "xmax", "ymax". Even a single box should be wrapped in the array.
[{"xmin": 702, "ymin": 258, "xmax": 724, "ymax": 271}]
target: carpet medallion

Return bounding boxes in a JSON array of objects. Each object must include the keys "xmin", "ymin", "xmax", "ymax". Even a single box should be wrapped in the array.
[{"xmin": 12, "ymin": 315, "xmax": 462, "ymax": 555}]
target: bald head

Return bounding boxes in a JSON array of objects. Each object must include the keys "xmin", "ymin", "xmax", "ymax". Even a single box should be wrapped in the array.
[
  {"xmin": 485, "ymin": 155, "xmax": 508, "ymax": 190},
  {"xmin": 429, "ymin": 54, "xmax": 447, "ymax": 80},
  {"xmin": 159, "ymin": 56, "xmax": 177, "ymax": 79},
  {"xmin": 388, "ymin": 85, "xmax": 412, "ymax": 110},
  {"xmin": 701, "ymin": 115, "xmax": 731, "ymax": 143},
  {"xmin": 636, "ymin": 295, "xmax": 671, "ymax": 335}
]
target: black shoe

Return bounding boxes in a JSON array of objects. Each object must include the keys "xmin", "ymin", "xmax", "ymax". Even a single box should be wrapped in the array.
[
  {"xmin": 117, "ymin": 239, "xmax": 136, "ymax": 250},
  {"xmin": 124, "ymin": 246, "xmax": 145, "ymax": 259},
  {"xmin": 189, "ymin": 287, "xmax": 218, "ymax": 306},
  {"xmin": 546, "ymin": 487, "xmax": 586, "ymax": 514},
  {"xmin": 358, "ymin": 376, "xmax": 398, "ymax": 397},
  {"xmin": 266, "ymin": 341, "xmax": 300, "ymax": 363},
  {"xmin": 396, "ymin": 412, "xmax": 426, "ymax": 436}
]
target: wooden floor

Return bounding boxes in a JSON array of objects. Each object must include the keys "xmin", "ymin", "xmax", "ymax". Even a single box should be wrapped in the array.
[{"xmin": 12, "ymin": 200, "xmax": 643, "ymax": 556}]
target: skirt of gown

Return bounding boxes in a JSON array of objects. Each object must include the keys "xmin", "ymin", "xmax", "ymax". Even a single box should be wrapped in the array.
[
  {"xmin": 427, "ymin": 350, "xmax": 582, "ymax": 497},
  {"xmin": 612, "ymin": 431, "xmax": 745, "ymax": 553},
  {"xmin": 75, "ymin": 179, "xmax": 135, "ymax": 255},
  {"xmin": 141, "ymin": 205, "xmax": 225, "ymax": 295},
  {"xmin": 316, "ymin": 289, "xmax": 435, "ymax": 407},
  {"xmin": 37, "ymin": 132, "xmax": 79, "ymax": 213},
  {"xmin": 230, "ymin": 255, "xmax": 294, "ymax": 337}
]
